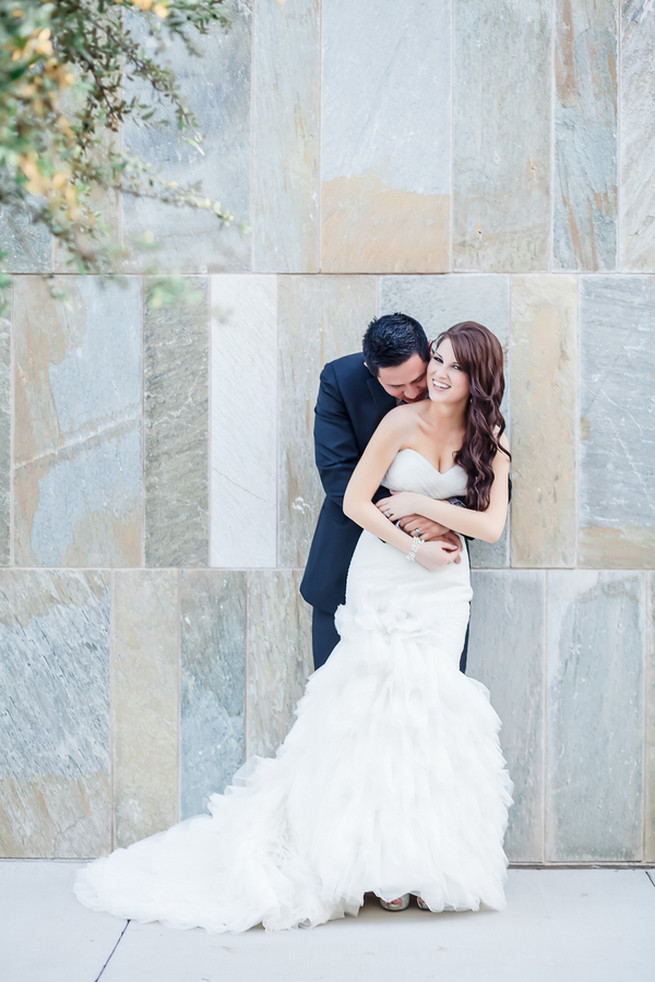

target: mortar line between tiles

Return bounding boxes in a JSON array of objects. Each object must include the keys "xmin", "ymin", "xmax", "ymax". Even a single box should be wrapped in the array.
[
  {"xmin": 92, "ymin": 920, "xmax": 130, "ymax": 982},
  {"xmin": 616, "ymin": 0, "xmax": 621, "ymax": 268},
  {"xmin": 317, "ymin": 0, "xmax": 323, "ymax": 272},
  {"xmin": 548, "ymin": 0, "xmax": 555, "ymax": 273},
  {"xmin": 542, "ymin": 569, "xmax": 548, "ymax": 862},
  {"xmin": 642, "ymin": 571, "xmax": 651, "ymax": 862},
  {"xmin": 141, "ymin": 277, "xmax": 146, "ymax": 568},
  {"xmin": 249, "ymin": 0, "xmax": 255, "ymax": 272},
  {"xmin": 244, "ymin": 569, "xmax": 250, "ymax": 763},
  {"xmin": 574, "ymin": 277, "xmax": 580, "ymax": 569},
  {"xmin": 9, "ymin": 276, "xmax": 15, "ymax": 567},
  {"xmin": 109, "ymin": 568, "xmax": 116, "ymax": 853},
  {"xmin": 176, "ymin": 568, "xmax": 182, "ymax": 824},
  {"xmin": 449, "ymin": 0, "xmax": 454, "ymax": 273},
  {"xmin": 208, "ymin": 276, "xmax": 213, "ymax": 566}
]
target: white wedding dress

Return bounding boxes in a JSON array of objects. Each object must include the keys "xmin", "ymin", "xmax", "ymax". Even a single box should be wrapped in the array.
[{"xmin": 75, "ymin": 449, "xmax": 512, "ymax": 932}]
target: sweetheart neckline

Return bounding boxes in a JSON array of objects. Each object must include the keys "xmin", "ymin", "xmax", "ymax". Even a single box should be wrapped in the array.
[{"xmin": 397, "ymin": 447, "xmax": 463, "ymax": 478}]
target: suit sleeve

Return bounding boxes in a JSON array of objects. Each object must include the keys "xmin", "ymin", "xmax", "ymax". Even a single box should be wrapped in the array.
[{"xmin": 313, "ymin": 363, "xmax": 361, "ymax": 508}]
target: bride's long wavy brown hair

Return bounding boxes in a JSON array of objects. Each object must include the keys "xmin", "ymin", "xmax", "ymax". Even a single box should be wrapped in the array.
[{"xmin": 433, "ymin": 321, "xmax": 510, "ymax": 511}]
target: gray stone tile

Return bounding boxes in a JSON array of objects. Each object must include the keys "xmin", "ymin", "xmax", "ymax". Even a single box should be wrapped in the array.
[
  {"xmin": 321, "ymin": 1, "xmax": 451, "ymax": 272},
  {"xmin": 468, "ymin": 571, "xmax": 546, "ymax": 862},
  {"xmin": 13, "ymin": 276, "xmax": 143, "ymax": 567},
  {"xmin": 0, "ymin": 204, "xmax": 52, "ymax": 273},
  {"xmin": 252, "ymin": 0, "xmax": 320, "ymax": 272},
  {"xmin": 121, "ymin": 5, "xmax": 251, "ymax": 272},
  {"xmin": 210, "ymin": 274, "xmax": 277, "ymax": 567},
  {"xmin": 546, "ymin": 571, "xmax": 644, "ymax": 861},
  {"xmin": 145, "ymin": 277, "xmax": 209, "ymax": 567},
  {"xmin": 510, "ymin": 275, "xmax": 577, "ymax": 568},
  {"xmin": 380, "ymin": 274, "xmax": 511, "ymax": 567},
  {"xmin": 180, "ymin": 571, "xmax": 246, "ymax": 817},
  {"xmin": 620, "ymin": 3, "xmax": 655, "ymax": 270},
  {"xmin": 647, "ymin": 571, "xmax": 655, "ymax": 861},
  {"xmin": 245, "ymin": 570, "xmax": 313, "ymax": 759},
  {"xmin": 0, "ymin": 570, "xmax": 111, "ymax": 857},
  {"xmin": 0, "ymin": 296, "xmax": 10, "ymax": 565},
  {"xmin": 579, "ymin": 276, "xmax": 655, "ymax": 566},
  {"xmin": 553, "ymin": 0, "xmax": 617, "ymax": 270},
  {"xmin": 277, "ymin": 275, "xmax": 377, "ymax": 568},
  {"xmin": 112, "ymin": 571, "xmax": 180, "ymax": 848},
  {"xmin": 453, "ymin": 0, "xmax": 551, "ymax": 270}
]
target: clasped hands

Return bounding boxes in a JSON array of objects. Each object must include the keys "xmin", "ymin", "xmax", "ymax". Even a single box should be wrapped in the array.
[{"xmin": 376, "ymin": 492, "xmax": 462, "ymax": 567}]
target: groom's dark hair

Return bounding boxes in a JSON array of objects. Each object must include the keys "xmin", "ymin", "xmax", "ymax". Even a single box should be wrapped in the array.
[{"xmin": 362, "ymin": 313, "xmax": 430, "ymax": 374}]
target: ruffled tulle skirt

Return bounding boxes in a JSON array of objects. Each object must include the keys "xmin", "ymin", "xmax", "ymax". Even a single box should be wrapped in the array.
[{"xmin": 75, "ymin": 531, "xmax": 512, "ymax": 932}]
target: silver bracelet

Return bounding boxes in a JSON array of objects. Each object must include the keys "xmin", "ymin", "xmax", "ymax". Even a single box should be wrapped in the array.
[{"xmin": 406, "ymin": 536, "xmax": 423, "ymax": 562}]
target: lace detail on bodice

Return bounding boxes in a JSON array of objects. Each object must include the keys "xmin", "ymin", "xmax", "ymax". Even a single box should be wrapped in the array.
[{"xmin": 382, "ymin": 448, "xmax": 468, "ymax": 499}]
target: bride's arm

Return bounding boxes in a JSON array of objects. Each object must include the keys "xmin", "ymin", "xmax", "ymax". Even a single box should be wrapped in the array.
[
  {"xmin": 343, "ymin": 412, "xmax": 458, "ymax": 569},
  {"xmin": 376, "ymin": 435, "xmax": 510, "ymax": 543}
]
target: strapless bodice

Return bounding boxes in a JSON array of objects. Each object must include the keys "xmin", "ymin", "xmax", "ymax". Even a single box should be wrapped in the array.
[{"xmin": 382, "ymin": 448, "xmax": 468, "ymax": 499}]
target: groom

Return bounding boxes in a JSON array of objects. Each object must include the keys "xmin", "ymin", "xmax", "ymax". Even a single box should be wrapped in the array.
[{"xmin": 300, "ymin": 312, "xmax": 466, "ymax": 672}]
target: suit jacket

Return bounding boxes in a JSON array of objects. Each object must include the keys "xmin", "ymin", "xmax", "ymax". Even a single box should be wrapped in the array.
[{"xmin": 300, "ymin": 353, "xmax": 396, "ymax": 613}]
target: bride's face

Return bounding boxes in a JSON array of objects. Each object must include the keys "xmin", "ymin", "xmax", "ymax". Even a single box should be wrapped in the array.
[{"xmin": 427, "ymin": 338, "xmax": 470, "ymax": 405}]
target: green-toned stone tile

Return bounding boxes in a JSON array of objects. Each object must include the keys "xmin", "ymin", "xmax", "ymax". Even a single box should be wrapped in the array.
[
  {"xmin": 553, "ymin": 0, "xmax": 617, "ymax": 270},
  {"xmin": 277, "ymin": 275, "xmax": 377, "ymax": 568},
  {"xmin": 0, "ymin": 205, "xmax": 52, "ymax": 273},
  {"xmin": 0, "ymin": 570, "xmax": 111, "ymax": 858},
  {"xmin": 546, "ymin": 571, "xmax": 644, "ymax": 861},
  {"xmin": 453, "ymin": 0, "xmax": 551, "ymax": 271},
  {"xmin": 511, "ymin": 275, "xmax": 577, "ymax": 567},
  {"xmin": 180, "ymin": 571, "xmax": 245, "ymax": 817},
  {"xmin": 380, "ymin": 274, "xmax": 511, "ymax": 568},
  {"xmin": 469, "ymin": 571, "xmax": 546, "ymax": 863},
  {"xmin": 210, "ymin": 274, "xmax": 277, "ymax": 567},
  {"xmin": 246, "ymin": 570, "xmax": 312, "ymax": 759},
  {"xmin": 145, "ymin": 277, "xmax": 209, "ymax": 567},
  {"xmin": 321, "ymin": 1, "xmax": 451, "ymax": 272},
  {"xmin": 579, "ymin": 276, "xmax": 655, "ymax": 566},
  {"xmin": 620, "ymin": 3, "xmax": 655, "ymax": 270},
  {"xmin": 647, "ymin": 572, "xmax": 655, "ymax": 861},
  {"xmin": 0, "ymin": 292, "xmax": 10, "ymax": 565},
  {"xmin": 122, "ymin": 6, "xmax": 251, "ymax": 272},
  {"xmin": 252, "ymin": 0, "xmax": 319, "ymax": 272},
  {"xmin": 112, "ymin": 571, "xmax": 179, "ymax": 848},
  {"xmin": 13, "ymin": 275, "xmax": 143, "ymax": 567}
]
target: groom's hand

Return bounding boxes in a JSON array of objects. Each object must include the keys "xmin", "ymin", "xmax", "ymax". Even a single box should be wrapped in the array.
[{"xmin": 398, "ymin": 516, "xmax": 463, "ymax": 562}]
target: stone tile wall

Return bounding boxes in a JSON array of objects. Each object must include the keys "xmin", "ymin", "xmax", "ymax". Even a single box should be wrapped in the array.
[{"xmin": 1, "ymin": 0, "xmax": 653, "ymax": 865}]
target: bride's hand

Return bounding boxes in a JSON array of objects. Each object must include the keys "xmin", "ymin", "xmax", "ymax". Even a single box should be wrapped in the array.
[
  {"xmin": 376, "ymin": 491, "xmax": 419, "ymax": 521},
  {"xmin": 414, "ymin": 539, "xmax": 459, "ymax": 572}
]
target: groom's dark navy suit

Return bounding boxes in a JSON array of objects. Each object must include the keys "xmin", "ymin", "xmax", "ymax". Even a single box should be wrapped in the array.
[
  {"xmin": 300, "ymin": 352, "xmax": 470, "ymax": 673},
  {"xmin": 300, "ymin": 354, "xmax": 396, "ymax": 667}
]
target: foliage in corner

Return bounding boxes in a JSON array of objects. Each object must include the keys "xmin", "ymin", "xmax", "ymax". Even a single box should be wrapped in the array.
[{"xmin": 0, "ymin": 0, "xmax": 234, "ymax": 278}]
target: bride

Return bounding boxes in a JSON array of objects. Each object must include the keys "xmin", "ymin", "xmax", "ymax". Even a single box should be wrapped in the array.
[{"xmin": 75, "ymin": 320, "xmax": 512, "ymax": 932}]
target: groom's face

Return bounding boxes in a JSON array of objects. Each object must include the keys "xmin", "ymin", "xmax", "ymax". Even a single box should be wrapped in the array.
[{"xmin": 374, "ymin": 353, "xmax": 429, "ymax": 404}]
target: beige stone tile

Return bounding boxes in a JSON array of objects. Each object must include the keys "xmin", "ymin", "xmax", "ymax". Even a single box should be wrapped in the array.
[
  {"xmin": 112, "ymin": 571, "xmax": 179, "ymax": 848},
  {"xmin": 277, "ymin": 275, "xmax": 377, "ymax": 568},
  {"xmin": 322, "ymin": 177, "xmax": 449, "ymax": 273},
  {"xmin": 245, "ymin": 570, "xmax": 312, "ymax": 759},
  {"xmin": 510, "ymin": 276, "xmax": 577, "ymax": 567}
]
